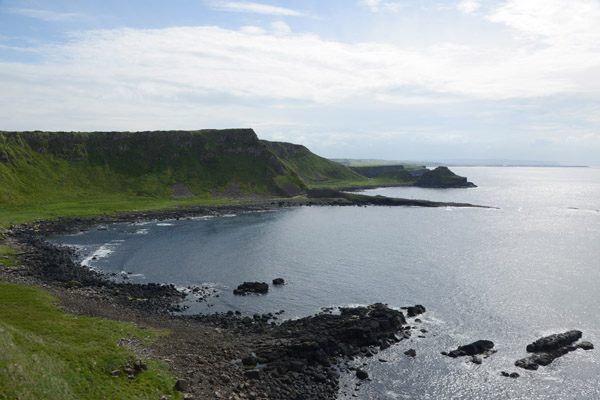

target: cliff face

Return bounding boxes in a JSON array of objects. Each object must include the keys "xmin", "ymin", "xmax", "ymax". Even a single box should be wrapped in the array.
[
  {"xmin": 0, "ymin": 129, "xmax": 306, "ymax": 205},
  {"xmin": 263, "ymin": 140, "xmax": 365, "ymax": 184},
  {"xmin": 348, "ymin": 165, "xmax": 430, "ymax": 179},
  {"xmin": 415, "ymin": 166, "xmax": 476, "ymax": 188}
]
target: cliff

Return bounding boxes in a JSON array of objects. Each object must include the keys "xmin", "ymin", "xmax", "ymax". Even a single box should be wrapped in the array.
[
  {"xmin": 0, "ymin": 129, "xmax": 306, "ymax": 206},
  {"xmin": 415, "ymin": 166, "xmax": 476, "ymax": 188},
  {"xmin": 262, "ymin": 140, "xmax": 365, "ymax": 185},
  {"xmin": 348, "ymin": 165, "xmax": 428, "ymax": 179}
]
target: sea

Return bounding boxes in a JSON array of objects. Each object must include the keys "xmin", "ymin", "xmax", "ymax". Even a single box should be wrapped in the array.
[{"xmin": 53, "ymin": 167, "xmax": 600, "ymax": 399}]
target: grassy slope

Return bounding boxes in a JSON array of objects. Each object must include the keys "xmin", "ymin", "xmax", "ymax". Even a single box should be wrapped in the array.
[
  {"xmin": 0, "ymin": 281, "xmax": 180, "ymax": 400},
  {"xmin": 263, "ymin": 141, "xmax": 368, "ymax": 187},
  {"xmin": 0, "ymin": 130, "xmax": 307, "ymax": 226}
]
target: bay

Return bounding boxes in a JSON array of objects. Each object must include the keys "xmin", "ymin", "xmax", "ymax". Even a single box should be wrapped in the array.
[{"xmin": 53, "ymin": 167, "xmax": 600, "ymax": 399}]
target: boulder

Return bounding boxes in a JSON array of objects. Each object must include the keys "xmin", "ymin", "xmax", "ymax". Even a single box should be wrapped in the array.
[
  {"xmin": 577, "ymin": 341, "xmax": 594, "ymax": 350},
  {"xmin": 242, "ymin": 355, "xmax": 258, "ymax": 366},
  {"xmin": 244, "ymin": 369, "xmax": 263, "ymax": 380},
  {"xmin": 174, "ymin": 379, "xmax": 189, "ymax": 392},
  {"xmin": 356, "ymin": 369, "xmax": 369, "ymax": 380},
  {"xmin": 406, "ymin": 305, "xmax": 426, "ymax": 317},
  {"xmin": 272, "ymin": 278, "xmax": 285, "ymax": 286}
]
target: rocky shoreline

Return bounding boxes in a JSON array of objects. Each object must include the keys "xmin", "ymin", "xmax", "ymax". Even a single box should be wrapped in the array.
[
  {"xmin": 1, "ymin": 201, "xmax": 436, "ymax": 400},
  {"xmin": 2, "ymin": 200, "xmax": 591, "ymax": 399}
]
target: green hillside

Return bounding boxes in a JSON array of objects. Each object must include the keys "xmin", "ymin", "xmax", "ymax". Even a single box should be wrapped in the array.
[
  {"xmin": 0, "ymin": 130, "xmax": 306, "ymax": 207},
  {"xmin": 263, "ymin": 140, "xmax": 367, "ymax": 186}
]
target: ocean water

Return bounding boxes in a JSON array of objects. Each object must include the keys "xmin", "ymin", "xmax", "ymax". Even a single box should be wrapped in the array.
[{"xmin": 53, "ymin": 167, "xmax": 600, "ymax": 399}]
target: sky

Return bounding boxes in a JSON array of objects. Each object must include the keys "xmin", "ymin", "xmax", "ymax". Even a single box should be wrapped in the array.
[{"xmin": 1, "ymin": 0, "xmax": 599, "ymax": 165}]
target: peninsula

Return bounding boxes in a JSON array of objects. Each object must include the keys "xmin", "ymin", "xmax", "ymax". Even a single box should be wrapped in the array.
[{"xmin": 0, "ymin": 129, "xmax": 482, "ymax": 399}]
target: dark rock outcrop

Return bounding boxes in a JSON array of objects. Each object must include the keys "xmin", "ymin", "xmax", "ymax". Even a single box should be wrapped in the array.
[
  {"xmin": 406, "ymin": 305, "xmax": 426, "ymax": 317},
  {"xmin": 525, "ymin": 330, "xmax": 582, "ymax": 352},
  {"xmin": 444, "ymin": 340, "xmax": 495, "ymax": 358},
  {"xmin": 272, "ymin": 278, "xmax": 285, "ymax": 286},
  {"xmin": 233, "ymin": 282, "xmax": 269, "ymax": 295},
  {"xmin": 515, "ymin": 330, "xmax": 593, "ymax": 370},
  {"xmin": 415, "ymin": 166, "xmax": 476, "ymax": 188},
  {"xmin": 307, "ymin": 188, "xmax": 489, "ymax": 208},
  {"xmin": 236, "ymin": 303, "xmax": 411, "ymax": 399},
  {"xmin": 404, "ymin": 349, "xmax": 416, "ymax": 357},
  {"xmin": 356, "ymin": 369, "xmax": 369, "ymax": 380}
]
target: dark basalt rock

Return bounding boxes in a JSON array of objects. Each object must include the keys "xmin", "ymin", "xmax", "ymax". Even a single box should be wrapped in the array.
[
  {"xmin": 272, "ymin": 278, "xmax": 285, "ymax": 286},
  {"xmin": 404, "ymin": 349, "xmax": 416, "ymax": 357},
  {"xmin": 526, "ymin": 330, "xmax": 582, "ymax": 353},
  {"xmin": 515, "ymin": 330, "xmax": 593, "ymax": 370},
  {"xmin": 406, "ymin": 305, "xmax": 426, "ymax": 317},
  {"xmin": 577, "ymin": 341, "xmax": 594, "ymax": 350},
  {"xmin": 445, "ymin": 340, "xmax": 495, "ymax": 358},
  {"xmin": 233, "ymin": 282, "xmax": 269, "ymax": 295},
  {"xmin": 356, "ymin": 369, "xmax": 369, "ymax": 380}
]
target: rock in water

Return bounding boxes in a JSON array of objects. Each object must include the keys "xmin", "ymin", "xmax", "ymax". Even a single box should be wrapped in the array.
[
  {"xmin": 272, "ymin": 278, "xmax": 285, "ymax": 286},
  {"xmin": 577, "ymin": 341, "xmax": 594, "ymax": 350},
  {"xmin": 356, "ymin": 369, "xmax": 369, "ymax": 380},
  {"xmin": 515, "ymin": 330, "xmax": 593, "ymax": 370},
  {"xmin": 233, "ymin": 282, "xmax": 269, "ymax": 295},
  {"xmin": 445, "ymin": 340, "xmax": 495, "ymax": 358},
  {"xmin": 406, "ymin": 305, "xmax": 426, "ymax": 317},
  {"xmin": 526, "ymin": 330, "xmax": 582, "ymax": 352}
]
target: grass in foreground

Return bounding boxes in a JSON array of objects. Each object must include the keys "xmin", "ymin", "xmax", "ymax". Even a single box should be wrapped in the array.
[
  {"xmin": 0, "ymin": 195, "xmax": 242, "ymax": 228},
  {"xmin": 0, "ymin": 282, "xmax": 181, "ymax": 400},
  {"xmin": 0, "ymin": 245, "xmax": 17, "ymax": 268}
]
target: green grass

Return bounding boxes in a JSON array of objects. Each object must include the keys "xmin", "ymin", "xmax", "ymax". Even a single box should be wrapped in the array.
[
  {"xmin": 0, "ymin": 195, "xmax": 250, "ymax": 227},
  {"xmin": 0, "ymin": 282, "xmax": 181, "ymax": 400},
  {"xmin": 0, "ymin": 245, "xmax": 17, "ymax": 268},
  {"xmin": 0, "ymin": 130, "xmax": 305, "ymax": 210},
  {"xmin": 263, "ymin": 141, "xmax": 367, "ymax": 186}
]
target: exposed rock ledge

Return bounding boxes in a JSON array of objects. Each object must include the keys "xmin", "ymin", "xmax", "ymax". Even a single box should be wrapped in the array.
[{"xmin": 515, "ymin": 330, "xmax": 594, "ymax": 370}]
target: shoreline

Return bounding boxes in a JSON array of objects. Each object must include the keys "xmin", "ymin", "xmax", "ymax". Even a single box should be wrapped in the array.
[{"xmin": 1, "ymin": 200, "xmax": 439, "ymax": 399}]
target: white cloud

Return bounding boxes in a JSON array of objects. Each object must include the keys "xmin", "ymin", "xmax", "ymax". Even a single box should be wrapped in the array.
[
  {"xmin": 1, "ymin": 20, "xmax": 599, "ymax": 119},
  {"xmin": 457, "ymin": 0, "xmax": 481, "ymax": 15},
  {"xmin": 487, "ymin": 0, "xmax": 600, "ymax": 46},
  {"xmin": 6, "ymin": 8, "xmax": 80, "ymax": 21},
  {"xmin": 270, "ymin": 21, "xmax": 292, "ymax": 36},
  {"xmin": 359, "ymin": 0, "xmax": 403, "ymax": 13},
  {"xmin": 0, "ymin": 1, "xmax": 599, "ymax": 163},
  {"xmin": 208, "ymin": 1, "xmax": 306, "ymax": 16}
]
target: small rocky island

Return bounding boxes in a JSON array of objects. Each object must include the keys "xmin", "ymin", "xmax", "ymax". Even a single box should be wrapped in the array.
[{"xmin": 515, "ymin": 330, "xmax": 594, "ymax": 370}]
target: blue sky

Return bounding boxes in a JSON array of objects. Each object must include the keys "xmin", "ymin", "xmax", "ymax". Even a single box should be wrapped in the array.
[{"xmin": 1, "ymin": 0, "xmax": 600, "ymax": 165}]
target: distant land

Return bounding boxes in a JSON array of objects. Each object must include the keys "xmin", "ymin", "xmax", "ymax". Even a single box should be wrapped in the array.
[
  {"xmin": 0, "ymin": 129, "xmax": 476, "ymax": 225},
  {"xmin": 332, "ymin": 158, "xmax": 588, "ymax": 168}
]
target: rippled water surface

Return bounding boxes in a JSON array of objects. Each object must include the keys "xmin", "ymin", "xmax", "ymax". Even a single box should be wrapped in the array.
[{"xmin": 54, "ymin": 167, "xmax": 600, "ymax": 399}]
